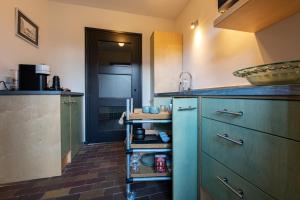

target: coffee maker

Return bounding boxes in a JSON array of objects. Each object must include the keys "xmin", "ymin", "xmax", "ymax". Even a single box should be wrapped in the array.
[{"xmin": 18, "ymin": 64, "xmax": 50, "ymax": 90}]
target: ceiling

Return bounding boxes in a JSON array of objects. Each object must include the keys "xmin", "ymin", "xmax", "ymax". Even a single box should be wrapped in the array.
[{"xmin": 50, "ymin": 0, "xmax": 190, "ymax": 19}]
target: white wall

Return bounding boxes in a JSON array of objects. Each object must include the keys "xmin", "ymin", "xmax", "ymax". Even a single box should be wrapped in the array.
[
  {"xmin": 175, "ymin": 0, "xmax": 300, "ymax": 89},
  {"xmin": 0, "ymin": 0, "xmax": 175, "ymax": 104},
  {"xmin": 47, "ymin": 1, "xmax": 176, "ymax": 106},
  {"xmin": 0, "ymin": 0, "xmax": 49, "ymax": 88},
  {"xmin": 0, "ymin": 0, "xmax": 175, "ymax": 141}
]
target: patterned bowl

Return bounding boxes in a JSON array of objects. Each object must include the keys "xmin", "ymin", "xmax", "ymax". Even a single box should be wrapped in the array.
[{"xmin": 233, "ymin": 60, "xmax": 300, "ymax": 86}]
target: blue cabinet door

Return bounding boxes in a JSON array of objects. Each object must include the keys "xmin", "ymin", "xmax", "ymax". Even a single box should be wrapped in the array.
[{"xmin": 173, "ymin": 97, "xmax": 198, "ymax": 200}]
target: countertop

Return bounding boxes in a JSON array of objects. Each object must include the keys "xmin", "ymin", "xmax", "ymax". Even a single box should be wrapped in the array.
[
  {"xmin": 0, "ymin": 90, "xmax": 84, "ymax": 96},
  {"xmin": 155, "ymin": 84, "xmax": 300, "ymax": 97}
]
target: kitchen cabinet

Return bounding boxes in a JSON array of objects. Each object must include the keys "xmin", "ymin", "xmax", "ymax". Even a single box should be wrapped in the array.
[
  {"xmin": 0, "ymin": 92, "xmax": 83, "ymax": 184},
  {"xmin": 148, "ymin": 97, "xmax": 198, "ymax": 200},
  {"xmin": 202, "ymin": 153, "xmax": 273, "ymax": 200},
  {"xmin": 70, "ymin": 96, "xmax": 83, "ymax": 159},
  {"xmin": 61, "ymin": 96, "xmax": 71, "ymax": 165},
  {"xmin": 172, "ymin": 97, "xmax": 198, "ymax": 200},
  {"xmin": 150, "ymin": 31, "xmax": 182, "ymax": 94},
  {"xmin": 61, "ymin": 96, "xmax": 83, "ymax": 167},
  {"xmin": 156, "ymin": 85, "xmax": 300, "ymax": 200},
  {"xmin": 0, "ymin": 95, "xmax": 61, "ymax": 184},
  {"xmin": 200, "ymin": 97, "xmax": 300, "ymax": 200},
  {"xmin": 214, "ymin": 0, "xmax": 300, "ymax": 32}
]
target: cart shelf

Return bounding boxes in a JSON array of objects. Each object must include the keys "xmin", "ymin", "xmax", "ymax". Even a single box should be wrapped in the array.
[
  {"xmin": 125, "ymin": 98, "xmax": 172, "ymax": 199},
  {"xmin": 130, "ymin": 163, "xmax": 171, "ymax": 178},
  {"xmin": 129, "ymin": 109, "xmax": 171, "ymax": 120}
]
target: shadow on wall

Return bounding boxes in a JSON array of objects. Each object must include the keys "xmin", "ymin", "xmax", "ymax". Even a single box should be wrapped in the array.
[{"xmin": 255, "ymin": 12, "xmax": 300, "ymax": 63}]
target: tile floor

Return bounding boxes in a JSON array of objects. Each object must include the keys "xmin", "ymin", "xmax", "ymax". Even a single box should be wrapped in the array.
[{"xmin": 0, "ymin": 142, "xmax": 171, "ymax": 200}]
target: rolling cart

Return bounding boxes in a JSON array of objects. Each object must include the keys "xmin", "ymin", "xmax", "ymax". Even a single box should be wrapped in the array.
[{"xmin": 125, "ymin": 98, "xmax": 172, "ymax": 200}]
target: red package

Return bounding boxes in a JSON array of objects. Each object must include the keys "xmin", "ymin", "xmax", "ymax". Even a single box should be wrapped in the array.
[{"xmin": 155, "ymin": 154, "xmax": 167, "ymax": 173}]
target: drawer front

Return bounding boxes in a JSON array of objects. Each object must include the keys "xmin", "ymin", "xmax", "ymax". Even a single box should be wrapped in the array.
[
  {"xmin": 201, "ymin": 98, "xmax": 300, "ymax": 141},
  {"xmin": 202, "ymin": 118, "xmax": 300, "ymax": 200},
  {"xmin": 202, "ymin": 153, "xmax": 274, "ymax": 200}
]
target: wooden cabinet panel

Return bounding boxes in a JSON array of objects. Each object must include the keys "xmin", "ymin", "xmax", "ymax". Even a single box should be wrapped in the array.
[
  {"xmin": 70, "ymin": 96, "xmax": 83, "ymax": 158},
  {"xmin": 214, "ymin": 0, "xmax": 300, "ymax": 32},
  {"xmin": 202, "ymin": 97, "xmax": 300, "ymax": 141},
  {"xmin": 202, "ymin": 118, "xmax": 300, "ymax": 200},
  {"xmin": 202, "ymin": 153, "xmax": 274, "ymax": 200},
  {"xmin": 61, "ymin": 96, "xmax": 71, "ymax": 159},
  {"xmin": 0, "ymin": 95, "xmax": 61, "ymax": 184},
  {"xmin": 150, "ymin": 31, "xmax": 182, "ymax": 94},
  {"xmin": 173, "ymin": 98, "xmax": 198, "ymax": 200}
]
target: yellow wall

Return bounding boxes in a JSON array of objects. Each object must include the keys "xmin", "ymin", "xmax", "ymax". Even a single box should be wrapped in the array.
[{"xmin": 175, "ymin": 0, "xmax": 300, "ymax": 89}]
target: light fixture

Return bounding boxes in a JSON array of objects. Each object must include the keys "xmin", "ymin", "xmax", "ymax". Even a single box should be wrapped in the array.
[
  {"xmin": 190, "ymin": 20, "xmax": 198, "ymax": 30},
  {"xmin": 118, "ymin": 42, "xmax": 125, "ymax": 47}
]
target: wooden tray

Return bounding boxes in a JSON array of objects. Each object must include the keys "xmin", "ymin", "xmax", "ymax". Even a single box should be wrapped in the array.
[
  {"xmin": 129, "ymin": 109, "xmax": 171, "ymax": 120},
  {"xmin": 131, "ymin": 161, "xmax": 171, "ymax": 178}
]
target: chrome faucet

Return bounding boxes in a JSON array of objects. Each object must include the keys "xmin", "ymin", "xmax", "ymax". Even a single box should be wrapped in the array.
[{"xmin": 179, "ymin": 72, "xmax": 192, "ymax": 92}]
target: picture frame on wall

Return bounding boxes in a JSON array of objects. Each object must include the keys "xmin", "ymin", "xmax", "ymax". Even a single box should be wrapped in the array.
[{"xmin": 15, "ymin": 8, "xmax": 39, "ymax": 47}]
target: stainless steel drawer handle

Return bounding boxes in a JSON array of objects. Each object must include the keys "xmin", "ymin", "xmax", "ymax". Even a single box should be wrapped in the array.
[
  {"xmin": 217, "ymin": 176, "xmax": 244, "ymax": 199},
  {"xmin": 178, "ymin": 106, "xmax": 197, "ymax": 111},
  {"xmin": 217, "ymin": 134, "xmax": 244, "ymax": 145},
  {"xmin": 216, "ymin": 109, "xmax": 243, "ymax": 116}
]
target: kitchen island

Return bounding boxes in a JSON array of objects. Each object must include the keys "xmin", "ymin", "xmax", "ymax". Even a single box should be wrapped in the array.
[{"xmin": 0, "ymin": 91, "xmax": 83, "ymax": 184}]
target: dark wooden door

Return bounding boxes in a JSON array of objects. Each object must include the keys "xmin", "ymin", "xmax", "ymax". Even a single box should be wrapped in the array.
[{"xmin": 85, "ymin": 28, "xmax": 142, "ymax": 143}]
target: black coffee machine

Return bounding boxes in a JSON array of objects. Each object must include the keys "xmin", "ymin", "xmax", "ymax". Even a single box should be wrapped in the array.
[{"xmin": 19, "ymin": 64, "xmax": 50, "ymax": 90}]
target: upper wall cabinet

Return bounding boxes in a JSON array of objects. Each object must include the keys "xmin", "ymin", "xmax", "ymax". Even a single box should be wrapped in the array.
[
  {"xmin": 214, "ymin": 0, "xmax": 300, "ymax": 32},
  {"xmin": 150, "ymin": 31, "xmax": 182, "ymax": 94}
]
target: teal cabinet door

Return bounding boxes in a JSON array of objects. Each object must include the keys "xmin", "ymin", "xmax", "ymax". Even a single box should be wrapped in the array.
[
  {"xmin": 202, "ymin": 153, "xmax": 274, "ymax": 200},
  {"xmin": 61, "ymin": 96, "xmax": 71, "ymax": 158},
  {"xmin": 70, "ymin": 96, "xmax": 83, "ymax": 158},
  {"xmin": 172, "ymin": 97, "xmax": 198, "ymax": 200}
]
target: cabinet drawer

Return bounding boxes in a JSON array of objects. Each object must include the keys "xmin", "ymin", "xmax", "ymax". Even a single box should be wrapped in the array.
[
  {"xmin": 202, "ymin": 118, "xmax": 300, "ymax": 200},
  {"xmin": 202, "ymin": 153, "xmax": 273, "ymax": 200},
  {"xmin": 201, "ymin": 98, "xmax": 300, "ymax": 141}
]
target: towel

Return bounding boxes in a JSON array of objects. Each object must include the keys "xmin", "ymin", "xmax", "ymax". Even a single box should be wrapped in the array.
[{"xmin": 118, "ymin": 112, "xmax": 126, "ymax": 125}]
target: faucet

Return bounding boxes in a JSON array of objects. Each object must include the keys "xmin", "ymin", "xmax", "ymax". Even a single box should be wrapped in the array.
[{"xmin": 179, "ymin": 72, "xmax": 192, "ymax": 92}]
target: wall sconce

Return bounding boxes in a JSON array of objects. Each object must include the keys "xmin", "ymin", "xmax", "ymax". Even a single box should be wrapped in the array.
[
  {"xmin": 118, "ymin": 42, "xmax": 125, "ymax": 47},
  {"xmin": 190, "ymin": 20, "xmax": 198, "ymax": 30}
]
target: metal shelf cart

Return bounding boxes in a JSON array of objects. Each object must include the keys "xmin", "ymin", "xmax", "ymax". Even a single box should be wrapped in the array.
[{"xmin": 125, "ymin": 98, "xmax": 172, "ymax": 200}]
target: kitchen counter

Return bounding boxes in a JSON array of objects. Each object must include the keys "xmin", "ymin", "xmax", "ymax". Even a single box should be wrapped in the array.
[
  {"xmin": 0, "ymin": 90, "xmax": 84, "ymax": 96},
  {"xmin": 155, "ymin": 84, "xmax": 300, "ymax": 98}
]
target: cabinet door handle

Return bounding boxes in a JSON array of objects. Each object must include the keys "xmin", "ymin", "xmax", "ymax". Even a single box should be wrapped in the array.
[
  {"xmin": 62, "ymin": 101, "xmax": 69, "ymax": 104},
  {"xmin": 178, "ymin": 106, "xmax": 196, "ymax": 111},
  {"xmin": 69, "ymin": 101, "xmax": 77, "ymax": 104},
  {"xmin": 217, "ymin": 134, "xmax": 244, "ymax": 145},
  {"xmin": 216, "ymin": 109, "xmax": 243, "ymax": 116},
  {"xmin": 216, "ymin": 176, "xmax": 244, "ymax": 199}
]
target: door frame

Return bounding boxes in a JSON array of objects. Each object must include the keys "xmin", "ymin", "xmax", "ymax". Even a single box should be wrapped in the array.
[{"xmin": 85, "ymin": 27, "xmax": 142, "ymax": 143}]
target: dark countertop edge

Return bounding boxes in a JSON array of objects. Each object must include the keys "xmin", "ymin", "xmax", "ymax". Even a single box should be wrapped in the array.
[
  {"xmin": 0, "ymin": 90, "xmax": 84, "ymax": 96},
  {"xmin": 155, "ymin": 84, "xmax": 300, "ymax": 97}
]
